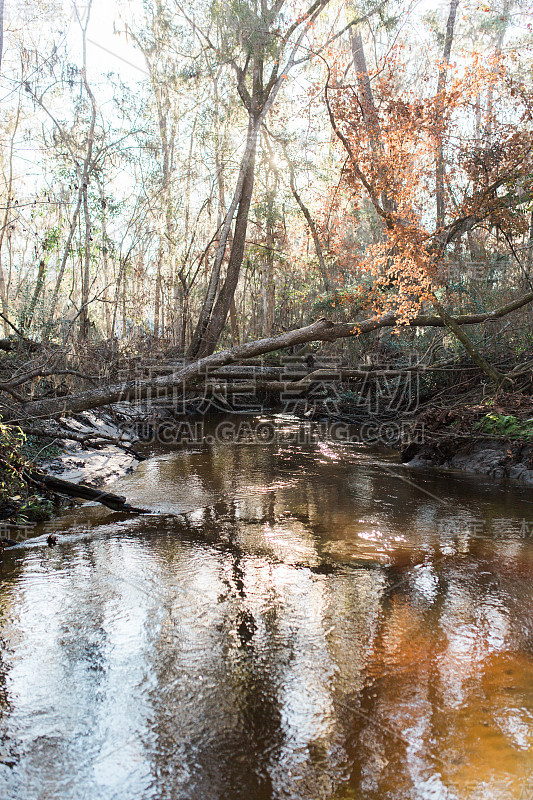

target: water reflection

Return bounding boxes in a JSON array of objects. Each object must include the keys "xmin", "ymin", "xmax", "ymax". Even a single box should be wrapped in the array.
[{"xmin": 0, "ymin": 417, "xmax": 532, "ymax": 799}]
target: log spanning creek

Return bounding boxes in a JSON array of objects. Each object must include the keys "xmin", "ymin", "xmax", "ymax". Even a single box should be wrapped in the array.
[{"xmin": 0, "ymin": 416, "xmax": 533, "ymax": 799}]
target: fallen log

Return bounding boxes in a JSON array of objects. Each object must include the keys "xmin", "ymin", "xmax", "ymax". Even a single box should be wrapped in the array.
[
  {"xmin": 22, "ymin": 468, "xmax": 149, "ymax": 514},
  {"xmin": 4, "ymin": 290, "xmax": 533, "ymax": 421},
  {"xmin": 21, "ymin": 425, "xmax": 147, "ymax": 461},
  {"xmin": 157, "ymin": 365, "xmax": 284, "ymax": 379},
  {"xmin": 0, "ymin": 338, "xmax": 43, "ymax": 354},
  {"xmin": 1, "ymin": 536, "xmax": 20, "ymax": 548}
]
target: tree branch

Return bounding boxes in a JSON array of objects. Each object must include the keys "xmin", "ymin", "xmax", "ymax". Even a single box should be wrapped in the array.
[{"xmin": 5, "ymin": 289, "xmax": 532, "ymax": 421}]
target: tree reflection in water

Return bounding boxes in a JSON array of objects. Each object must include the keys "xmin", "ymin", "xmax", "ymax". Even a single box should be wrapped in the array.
[{"xmin": 0, "ymin": 419, "xmax": 532, "ymax": 799}]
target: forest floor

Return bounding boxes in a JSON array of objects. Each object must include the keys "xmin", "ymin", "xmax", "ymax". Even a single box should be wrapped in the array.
[{"xmin": 400, "ymin": 390, "xmax": 533, "ymax": 485}]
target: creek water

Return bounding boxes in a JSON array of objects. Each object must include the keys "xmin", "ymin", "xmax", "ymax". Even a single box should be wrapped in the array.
[{"xmin": 0, "ymin": 415, "xmax": 532, "ymax": 800}]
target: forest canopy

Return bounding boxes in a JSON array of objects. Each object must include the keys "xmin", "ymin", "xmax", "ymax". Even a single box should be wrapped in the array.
[{"xmin": 0, "ymin": 0, "xmax": 532, "ymax": 398}]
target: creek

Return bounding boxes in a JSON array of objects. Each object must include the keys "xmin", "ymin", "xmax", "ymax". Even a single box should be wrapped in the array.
[{"xmin": 0, "ymin": 415, "xmax": 532, "ymax": 799}]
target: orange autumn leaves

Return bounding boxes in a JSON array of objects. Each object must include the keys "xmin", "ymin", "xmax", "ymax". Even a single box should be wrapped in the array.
[{"xmin": 324, "ymin": 47, "xmax": 533, "ymax": 323}]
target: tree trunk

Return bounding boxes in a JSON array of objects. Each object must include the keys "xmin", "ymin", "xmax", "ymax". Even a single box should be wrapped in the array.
[
  {"xmin": 194, "ymin": 132, "xmax": 258, "ymax": 358},
  {"xmin": 79, "ymin": 179, "xmax": 92, "ymax": 341},
  {"xmin": 188, "ymin": 117, "xmax": 260, "ymax": 358},
  {"xmin": 526, "ymin": 211, "xmax": 533, "ymax": 287},
  {"xmin": 350, "ymin": 28, "xmax": 381, "ymax": 153},
  {"xmin": 261, "ymin": 199, "xmax": 276, "ymax": 337},
  {"xmin": 0, "ymin": 102, "xmax": 20, "ymax": 335},
  {"xmin": 76, "ymin": 6, "xmax": 97, "ymax": 342},
  {"xmin": 98, "ymin": 182, "xmax": 112, "ymax": 338},
  {"xmin": 484, "ymin": 0, "xmax": 511, "ymax": 144},
  {"xmin": 0, "ymin": 0, "xmax": 4, "ymax": 75},
  {"xmin": 436, "ymin": 0, "xmax": 460, "ymax": 231},
  {"xmin": 154, "ymin": 244, "xmax": 163, "ymax": 339},
  {"xmin": 23, "ymin": 260, "xmax": 46, "ymax": 333},
  {"xmin": 288, "ymin": 171, "xmax": 330, "ymax": 292},
  {"xmin": 229, "ymin": 297, "xmax": 240, "ymax": 344}
]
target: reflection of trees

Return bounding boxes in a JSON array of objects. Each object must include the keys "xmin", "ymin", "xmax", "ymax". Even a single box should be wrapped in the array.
[
  {"xmin": 141, "ymin": 458, "xmax": 387, "ymax": 798},
  {"xmin": 79, "ymin": 441, "xmax": 533, "ymax": 797},
  {"xmin": 2, "ymin": 423, "xmax": 533, "ymax": 798},
  {"xmin": 142, "ymin": 502, "xmax": 285, "ymax": 799},
  {"xmin": 331, "ymin": 542, "xmax": 533, "ymax": 798},
  {"xmin": 0, "ymin": 556, "xmax": 22, "ymax": 762}
]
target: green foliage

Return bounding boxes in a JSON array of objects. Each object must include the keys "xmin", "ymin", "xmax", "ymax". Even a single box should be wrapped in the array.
[
  {"xmin": 475, "ymin": 413, "xmax": 533, "ymax": 441},
  {"xmin": 16, "ymin": 495, "xmax": 55, "ymax": 525},
  {"xmin": 0, "ymin": 423, "xmax": 27, "ymax": 502},
  {"xmin": 211, "ymin": 0, "xmax": 280, "ymax": 59},
  {"xmin": 41, "ymin": 225, "xmax": 61, "ymax": 252},
  {"xmin": 21, "ymin": 434, "xmax": 62, "ymax": 463},
  {"xmin": 312, "ymin": 286, "xmax": 364, "ymax": 318},
  {"xmin": 0, "ymin": 423, "xmax": 58, "ymax": 524}
]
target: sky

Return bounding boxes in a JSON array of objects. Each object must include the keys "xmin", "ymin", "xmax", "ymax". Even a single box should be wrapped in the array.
[
  {"xmin": 84, "ymin": 0, "xmax": 148, "ymax": 83},
  {"xmin": 4, "ymin": 0, "xmax": 147, "ymax": 84}
]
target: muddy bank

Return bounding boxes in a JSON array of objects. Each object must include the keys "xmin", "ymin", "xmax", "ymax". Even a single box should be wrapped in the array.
[
  {"xmin": 40, "ymin": 410, "xmax": 139, "ymax": 487},
  {"xmin": 0, "ymin": 407, "xmax": 152, "ymax": 544},
  {"xmin": 402, "ymin": 436, "xmax": 533, "ymax": 485},
  {"xmin": 400, "ymin": 396, "xmax": 533, "ymax": 485}
]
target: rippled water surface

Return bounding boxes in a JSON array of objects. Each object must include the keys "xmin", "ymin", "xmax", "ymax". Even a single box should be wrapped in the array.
[{"xmin": 1, "ymin": 416, "xmax": 533, "ymax": 799}]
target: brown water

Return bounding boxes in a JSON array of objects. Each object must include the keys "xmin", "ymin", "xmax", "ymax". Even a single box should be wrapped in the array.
[{"xmin": 0, "ymin": 415, "xmax": 533, "ymax": 800}]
